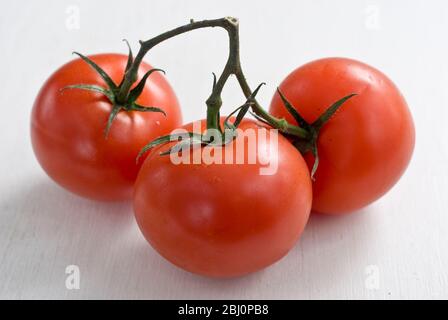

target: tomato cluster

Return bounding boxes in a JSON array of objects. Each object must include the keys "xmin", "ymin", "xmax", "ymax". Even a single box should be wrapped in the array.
[{"xmin": 31, "ymin": 19, "xmax": 414, "ymax": 278}]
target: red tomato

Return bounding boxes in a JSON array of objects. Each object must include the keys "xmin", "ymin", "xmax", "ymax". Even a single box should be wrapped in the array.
[
  {"xmin": 31, "ymin": 54, "xmax": 182, "ymax": 201},
  {"xmin": 134, "ymin": 119, "xmax": 312, "ymax": 277},
  {"xmin": 270, "ymin": 57, "xmax": 415, "ymax": 214}
]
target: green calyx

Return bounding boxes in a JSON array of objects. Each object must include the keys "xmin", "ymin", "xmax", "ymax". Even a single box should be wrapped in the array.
[
  {"xmin": 61, "ymin": 41, "xmax": 166, "ymax": 138},
  {"xmin": 137, "ymin": 82, "xmax": 266, "ymax": 162},
  {"xmin": 63, "ymin": 17, "xmax": 356, "ymax": 180},
  {"xmin": 274, "ymin": 89, "xmax": 357, "ymax": 179}
]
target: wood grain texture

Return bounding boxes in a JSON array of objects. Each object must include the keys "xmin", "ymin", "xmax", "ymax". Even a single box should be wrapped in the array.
[{"xmin": 1, "ymin": 0, "xmax": 447, "ymax": 299}]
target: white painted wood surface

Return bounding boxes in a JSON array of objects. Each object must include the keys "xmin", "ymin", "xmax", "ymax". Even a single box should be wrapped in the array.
[{"xmin": 1, "ymin": 0, "xmax": 447, "ymax": 299}]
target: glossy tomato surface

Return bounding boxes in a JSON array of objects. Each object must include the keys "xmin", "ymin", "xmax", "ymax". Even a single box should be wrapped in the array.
[
  {"xmin": 31, "ymin": 54, "xmax": 182, "ymax": 201},
  {"xmin": 134, "ymin": 119, "xmax": 312, "ymax": 277},
  {"xmin": 270, "ymin": 57, "xmax": 415, "ymax": 214}
]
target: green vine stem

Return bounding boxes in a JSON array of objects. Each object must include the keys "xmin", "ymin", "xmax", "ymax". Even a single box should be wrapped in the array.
[
  {"xmin": 119, "ymin": 17, "xmax": 356, "ymax": 176},
  {"xmin": 116, "ymin": 17, "xmax": 309, "ymax": 137}
]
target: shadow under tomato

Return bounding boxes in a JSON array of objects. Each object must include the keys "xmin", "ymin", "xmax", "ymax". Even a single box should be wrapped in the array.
[
  {"xmin": 2, "ymin": 177, "xmax": 379, "ymax": 299},
  {"xmin": 1, "ymin": 177, "xmax": 134, "ymax": 298},
  {"xmin": 109, "ymin": 207, "xmax": 379, "ymax": 299},
  {"xmin": 3, "ymin": 178, "xmax": 268, "ymax": 298},
  {"xmin": 285, "ymin": 207, "xmax": 378, "ymax": 297}
]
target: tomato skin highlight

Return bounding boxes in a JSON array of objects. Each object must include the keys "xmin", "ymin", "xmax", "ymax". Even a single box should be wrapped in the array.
[
  {"xmin": 133, "ymin": 119, "xmax": 312, "ymax": 277},
  {"xmin": 270, "ymin": 57, "xmax": 415, "ymax": 214},
  {"xmin": 31, "ymin": 54, "xmax": 182, "ymax": 201}
]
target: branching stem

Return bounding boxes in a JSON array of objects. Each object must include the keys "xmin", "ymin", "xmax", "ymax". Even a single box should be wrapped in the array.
[{"xmin": 116, "ymin": 17, "xmax": 309, "ymax": 137}]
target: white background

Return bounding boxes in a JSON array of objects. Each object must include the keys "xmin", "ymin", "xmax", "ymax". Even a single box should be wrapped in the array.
[{"xmin": 1, "ymin": 0, "xmax": 447, "ymax": 299}]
